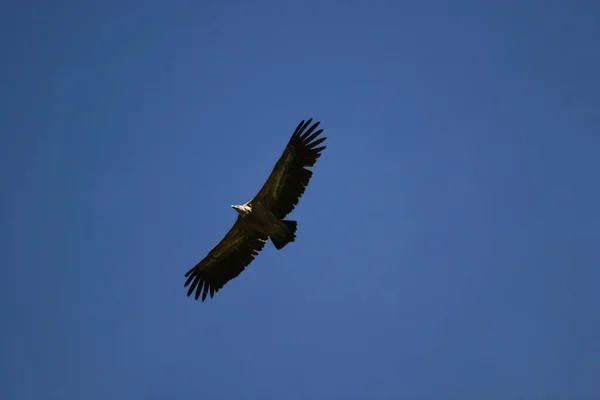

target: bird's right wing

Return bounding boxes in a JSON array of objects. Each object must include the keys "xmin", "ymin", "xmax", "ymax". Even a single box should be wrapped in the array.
[{"xmin": 184, "ymin": 216, "xmax": 268, "ymax": 301}]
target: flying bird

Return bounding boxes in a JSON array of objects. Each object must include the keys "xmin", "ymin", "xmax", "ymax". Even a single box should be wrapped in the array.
[{"xmin": 184, "ymin": 118, "xmax": 327, "ymax": 301}]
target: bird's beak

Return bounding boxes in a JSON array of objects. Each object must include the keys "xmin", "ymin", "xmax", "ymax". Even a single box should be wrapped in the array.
[{"xmin": 231, "ymin": 205, "xmax": 236, "ymax": 209}]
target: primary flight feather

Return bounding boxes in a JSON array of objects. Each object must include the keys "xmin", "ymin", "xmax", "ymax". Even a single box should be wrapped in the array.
[{"xmin": 184, "ymin": 118, "xmax": 327, "ymax": 301}]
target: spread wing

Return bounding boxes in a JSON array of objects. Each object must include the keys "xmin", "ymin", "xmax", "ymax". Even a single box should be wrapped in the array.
[
  {"xmin": 184, "ymin": 216, "xmax": 268, "ymax": 301},
  {"xmin": 253, "ymin": 118, "xmax": 327, "ymax": 219}
]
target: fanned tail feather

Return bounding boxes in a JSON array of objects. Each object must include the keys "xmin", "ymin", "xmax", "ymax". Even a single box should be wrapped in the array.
[{"xmin": 271, "ymin": 220, "xmax": 297, "ymax": 250}]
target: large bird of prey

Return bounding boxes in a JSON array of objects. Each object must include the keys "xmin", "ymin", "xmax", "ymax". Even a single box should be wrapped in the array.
[{"xmin": 184, "ymin": 118, "xmax": 327, "ymax": 301}]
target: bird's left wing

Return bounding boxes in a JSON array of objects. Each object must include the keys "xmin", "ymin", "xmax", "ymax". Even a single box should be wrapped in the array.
[
  {"xmin": 184, "ymin": 216, "xmax": 268, "ymax": 301},
  {"xmin": 252, "ymin": 118, "xmax": 327, "ymax": 219}
]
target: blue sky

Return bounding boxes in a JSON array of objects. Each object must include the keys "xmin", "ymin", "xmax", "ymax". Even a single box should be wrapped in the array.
[{"xmin": 1, "ymin": 1, "xmax": 599, "ymax": 399}]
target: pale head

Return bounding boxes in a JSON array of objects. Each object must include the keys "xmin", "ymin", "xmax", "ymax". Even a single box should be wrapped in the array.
[{"xmin": 231, "ymin": 204, "xmax": 250, "ymax": 216}]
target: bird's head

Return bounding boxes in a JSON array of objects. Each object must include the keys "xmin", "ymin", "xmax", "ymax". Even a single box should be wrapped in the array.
[{"xmin": 231, "ymin": 204, "xmax": 249, "ymax": 216}]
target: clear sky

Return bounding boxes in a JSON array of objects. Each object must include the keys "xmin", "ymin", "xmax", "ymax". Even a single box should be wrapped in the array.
[{"xmin": 1, "ymin": 1, "xmax": 599, "ymax": 399}]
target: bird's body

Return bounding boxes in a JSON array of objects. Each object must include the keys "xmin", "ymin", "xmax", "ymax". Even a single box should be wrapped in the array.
[
  {"xmin": 231, "ymin": 201, "xmax": 296, "ymax": 249},
  {"xmin": 184, "ymin": 118, "xmax": 327, "ymax": 301}
]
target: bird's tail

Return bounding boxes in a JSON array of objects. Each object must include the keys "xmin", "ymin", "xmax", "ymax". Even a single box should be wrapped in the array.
[{"xmin": 271, "ymin": 220, "xmax": 297, "ymax": 250}]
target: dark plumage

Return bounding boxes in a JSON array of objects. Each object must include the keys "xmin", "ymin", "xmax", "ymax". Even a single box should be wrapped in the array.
[{"xmin": 184, "ymin": 118, "xmax": 327, "ymax": 301}]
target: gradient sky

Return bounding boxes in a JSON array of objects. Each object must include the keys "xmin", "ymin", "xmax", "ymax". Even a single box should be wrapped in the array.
[{"xmin": 1, "ymin": 1, "xmax": 599, "ymax": 399}]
